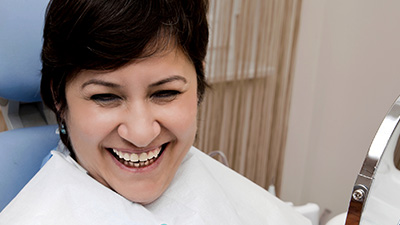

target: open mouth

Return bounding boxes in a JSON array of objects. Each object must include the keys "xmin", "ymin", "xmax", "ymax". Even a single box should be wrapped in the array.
[{"xmin": 107, "ymin": 143, "xmax": 168, "ymax": 169}]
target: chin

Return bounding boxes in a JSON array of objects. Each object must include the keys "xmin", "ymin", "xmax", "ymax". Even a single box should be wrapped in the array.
[{"xmin": 122, "ymin": 186, "xmax": 165, "ymax": 205}]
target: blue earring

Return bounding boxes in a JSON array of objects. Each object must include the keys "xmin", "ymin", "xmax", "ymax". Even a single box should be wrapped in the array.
[{"xmin": 60, "ymin": 124, "xmax": 67, "ymax": 135}]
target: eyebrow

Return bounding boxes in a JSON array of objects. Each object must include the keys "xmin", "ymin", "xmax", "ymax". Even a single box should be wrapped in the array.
[
  {"xmin": 81, "ymin": 79, "xmax": 121, "ymax": 90},
  {"xmin": 149, "ymin": 75, "xmax": 187, "ymax": 87},
  {"xmin": 80, "ymin": 75, "xmax": 187, "ymax": 90}
]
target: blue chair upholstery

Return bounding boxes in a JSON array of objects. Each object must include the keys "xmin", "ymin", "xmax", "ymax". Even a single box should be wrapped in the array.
[
  {"xmin": 0, "ymin": 125, "xmax": 59, "ymax": 211},
  {"xmin": 0, "ymin": 0, "xmax": 50, "ymax": 102},
  {"xmin": 0, "ymin": 0, "xmax": 55, "ymax": 130},
  {"xmin": 0, "ymin": 1, "xmax": 60, "ymax": 212}
]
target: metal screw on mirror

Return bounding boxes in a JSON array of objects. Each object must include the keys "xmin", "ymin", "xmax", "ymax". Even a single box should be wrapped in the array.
[{"xmin": 352, "ymin": 188, "xmax": 366, "ymax": 202}]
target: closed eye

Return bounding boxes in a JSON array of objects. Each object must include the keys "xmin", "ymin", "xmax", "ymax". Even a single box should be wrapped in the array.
[
  {"xmin": 151, "ymin": 90, "xmax": 182, "ymax": 102},
  {"xmin": 90, "ymin": 93, "xmax": 122, "ymax": 106}
]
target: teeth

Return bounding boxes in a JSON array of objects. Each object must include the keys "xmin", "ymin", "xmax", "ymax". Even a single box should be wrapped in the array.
[
  {"xmin": 148, "ymin": 151, "xmax": 156, "ymax": 159},
  {"xmin": 154, "ymin": 148, "xmax": 161, "ymax": 156},
  {"xmin": 123, "ymin": 153, "xmax": 130, "ymax": 161},
  {"xmin": 112, "ymin": 146, "xmax": 162, "ymax": 165},
  {"xmin": 139, "ymin": 152, "xmax": 148, "ymax": 162},
  {"xmin": 130, "ymin": 153, "xmax": 139, "ymax": 162}
]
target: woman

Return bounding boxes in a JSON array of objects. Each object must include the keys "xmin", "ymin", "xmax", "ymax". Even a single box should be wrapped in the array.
[{"xmin": 0, "ymin": 0, "xmax": 310, "ymax": 224}]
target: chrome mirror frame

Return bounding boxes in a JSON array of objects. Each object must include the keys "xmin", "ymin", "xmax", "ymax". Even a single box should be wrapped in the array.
[{"xmin": 345, "ymin": 95, "xmax": 400, "ymax": 224}]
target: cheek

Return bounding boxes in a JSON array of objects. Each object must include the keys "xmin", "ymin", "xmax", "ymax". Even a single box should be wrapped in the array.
[
  {"xmin": 66, "ymin": 102, "xmax": 117, "ymax": 149},
  {"xmin": 163, "ymin": 93, "xmax": 198, "ymax": 139}
]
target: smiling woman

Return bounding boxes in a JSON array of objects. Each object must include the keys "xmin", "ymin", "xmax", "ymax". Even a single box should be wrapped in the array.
[
  {"xmin": 65, "ymin": 49, "xmax": 198, "ymax": 204},
  {"xmin": 0, "ymin": 0, "xmax": 311, "ymax": 224}
]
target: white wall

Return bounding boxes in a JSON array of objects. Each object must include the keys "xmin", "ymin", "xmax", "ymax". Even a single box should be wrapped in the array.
[{"xmin": 281, "ymin": 0, "xmax": 400, "ymax": 221}]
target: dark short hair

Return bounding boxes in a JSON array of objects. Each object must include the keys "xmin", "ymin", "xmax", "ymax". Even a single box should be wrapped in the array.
[{"xmin": 41, "ymin": 0, "xmax": 209, "ymax": 152}]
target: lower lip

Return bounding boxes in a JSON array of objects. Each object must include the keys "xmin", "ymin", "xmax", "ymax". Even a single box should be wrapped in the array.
[{"xmin": 108, "ymin": 145, "xmax": 166, "ymax": 173}]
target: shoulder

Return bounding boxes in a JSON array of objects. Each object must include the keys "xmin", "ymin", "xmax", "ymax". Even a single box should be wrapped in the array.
[{"xmin": 178, "ymin": 147, "xmax": 312, "ymax": 224}]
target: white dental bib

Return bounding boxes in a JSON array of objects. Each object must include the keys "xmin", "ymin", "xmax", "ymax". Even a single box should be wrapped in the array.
[{"xmin": 0, "ymin": 146, "xmax": 310, "ymax": 225}]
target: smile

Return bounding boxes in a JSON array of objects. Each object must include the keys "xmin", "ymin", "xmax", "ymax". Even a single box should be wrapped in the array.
[{"xmin": 108, "ymin": 144, "xmax": 167, "ymax": 168}]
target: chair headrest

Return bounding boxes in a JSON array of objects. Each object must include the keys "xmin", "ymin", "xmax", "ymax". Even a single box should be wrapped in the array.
[{"xmin": 0, "ymin": 0, "xmax": 50, "ymax": 102}]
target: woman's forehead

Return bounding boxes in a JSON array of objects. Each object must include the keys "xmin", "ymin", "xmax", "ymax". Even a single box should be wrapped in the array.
[{"xmin": 67, "ymin": 47, "xmax": 195, "ymax": 87}]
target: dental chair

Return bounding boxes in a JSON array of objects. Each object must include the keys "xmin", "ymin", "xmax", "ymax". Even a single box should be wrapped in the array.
[
  {"xmin": 0, "ymin": 0, "xmax": 54, "ymax": 130},
  {"xmin": 327, "ymin": 95, "xmax": 400, "ymax": 225},
  {"xmin": 0, "ymin": 0, "xmax": 60, "ymax": 212}
]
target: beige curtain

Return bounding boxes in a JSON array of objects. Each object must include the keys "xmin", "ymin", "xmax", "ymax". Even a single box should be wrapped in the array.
[{"xmin": 194, "ymin": 0, "xmax": 302, "ymax": 196}]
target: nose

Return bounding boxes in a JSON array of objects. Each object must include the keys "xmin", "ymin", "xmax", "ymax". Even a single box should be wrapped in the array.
[{"xmin": 117, "ymin": 105, "xmax": 161, "ymax": 147}]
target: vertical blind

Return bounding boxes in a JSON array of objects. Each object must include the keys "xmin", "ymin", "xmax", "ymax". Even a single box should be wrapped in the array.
[{"xmin": 195, "ymin": 0, "xmax": 302, "ymax": 195}]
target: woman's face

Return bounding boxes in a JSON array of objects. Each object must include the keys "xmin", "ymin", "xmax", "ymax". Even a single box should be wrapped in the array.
[{"xmin": 64, "ymin": 48, "xmax": 198, "ymax": 204}]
